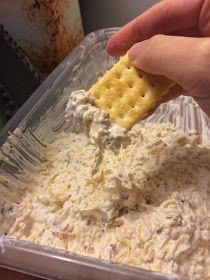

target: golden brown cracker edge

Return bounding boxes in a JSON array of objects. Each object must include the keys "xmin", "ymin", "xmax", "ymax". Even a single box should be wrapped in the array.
[{"xmin": 89, "ymin": 54, "xmax": 175, "ymax": 129}]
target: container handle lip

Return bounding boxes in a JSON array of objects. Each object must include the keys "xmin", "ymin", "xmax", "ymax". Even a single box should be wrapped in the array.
[{"xmin": 0, "ymin": 236, "xmax": 181, "ymax": 280}]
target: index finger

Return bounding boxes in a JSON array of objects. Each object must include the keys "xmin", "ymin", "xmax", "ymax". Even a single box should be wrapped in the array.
[{"xmin": 106, "ymin": 0, "xmax": 204, "ymax": 56}]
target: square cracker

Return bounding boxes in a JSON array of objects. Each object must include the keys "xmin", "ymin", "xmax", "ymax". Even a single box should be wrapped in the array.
[{"xmin": 89, "ymin": 54, "xmax": 175, "ymax": 129}]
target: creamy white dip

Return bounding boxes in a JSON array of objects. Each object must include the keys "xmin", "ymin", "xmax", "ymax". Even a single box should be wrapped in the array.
[{"xmin": 0, "ymin": 89, "xmax": 209, "ymax": 280}]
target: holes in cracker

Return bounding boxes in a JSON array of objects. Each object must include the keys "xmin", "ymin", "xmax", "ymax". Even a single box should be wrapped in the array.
[
  {"xmin": 128, "ymin": 81, "xmax": 134, "ymax": 89},
  {"xmin": 119, "ymin": 112, "xmax": 125, "ymax": 119},
  {"xmin": 118, "ymin": 92, "xmax": 124, "ymax": 98},
  {"xmin": 106, "ymin": 84, "xmax": 111, "ymax": 89},
  {"xmin": 115, "ymin": 72, "xmax": 122, "ymax": 79},
  {"xmin": 130, "ymin": 102, "xmax": 136, "ymax": 109},
  {"xmin": 94, "ymin": 92, "xmax": 101, "ymax": 99},
  {"xmin": 138, "ymin": 71, "xmax": 143, "ymax": 79},
  {"xmin": 106, "ymin": 102, "xmax": 112, "ymax": 109},
  {"xmin": 95, "ymin": 97, "xmax": 100, "ymax": 101},
  {"xmin": 129, "ymin": 98, "xmax": 136, "ymax": 108}
]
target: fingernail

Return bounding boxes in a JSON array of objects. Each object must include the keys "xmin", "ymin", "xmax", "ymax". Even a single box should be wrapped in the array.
[{"xmin": 129, "ymin": 44, "xmax": 139, "ymax": 61}]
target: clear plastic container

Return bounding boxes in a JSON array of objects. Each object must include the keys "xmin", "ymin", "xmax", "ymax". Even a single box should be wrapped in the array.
[{"xmin": 0, "ymin": 28, "xmax": 209, "ymax": 280}]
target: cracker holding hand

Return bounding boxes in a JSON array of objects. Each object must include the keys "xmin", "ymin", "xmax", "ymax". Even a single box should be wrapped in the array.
[{"xmin": 106, "ymin": 0, "xmax": 210, "ymax": 119}]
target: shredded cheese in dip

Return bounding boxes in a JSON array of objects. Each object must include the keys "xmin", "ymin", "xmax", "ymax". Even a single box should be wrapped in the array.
[
  {"xmin": 0, "ymin": 90, "xmax": 210, "ymax": 280},
  {"xmin": 65, "ymin": 89, "xmax": 129, "ymax": 149}
]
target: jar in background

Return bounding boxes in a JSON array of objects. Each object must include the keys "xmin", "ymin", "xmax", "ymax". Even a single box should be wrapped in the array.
[{"xmin": 0, "ymin": 0, "xmax": 84, "ymax": 73}]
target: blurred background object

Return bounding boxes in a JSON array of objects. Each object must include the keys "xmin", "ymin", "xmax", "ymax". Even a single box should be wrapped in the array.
[
  {"xmin": 0, "ymin": 0, "xmax": 84, "ymax": 74},
  {"xmin": 79, "ymin": 0, "xmax": 159, "ymax": 34},
  {"xmin": 0, "ymin": 0, "xmax": 160, "ymax": 129},
  {"xmin": 0, "ymin": 0, "xmax": 84, "ymax": 129}
]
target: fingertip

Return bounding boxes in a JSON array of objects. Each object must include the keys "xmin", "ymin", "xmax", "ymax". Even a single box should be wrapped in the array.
[
  {"xmin": 128, "ymin": 41, "xmax": 148, "ymax": 70},
  {"xmin": 106, "ymin": 37, "xmax": 127, "ymax": 56},
  {"xmin": 128, "ymin": 43, "xmax": 139, "ymax": 62},
  {"xmin": 105, "ymin": 38, "xmax": 119, "ymax": 56}
]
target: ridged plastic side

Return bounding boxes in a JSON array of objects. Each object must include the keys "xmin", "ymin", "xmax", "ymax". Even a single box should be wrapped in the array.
[{"xmin": 1, "ymin": 27, "xmax": 209, "ymax": 280}]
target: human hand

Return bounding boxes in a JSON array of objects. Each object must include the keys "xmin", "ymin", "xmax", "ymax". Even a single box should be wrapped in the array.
[{"xmin": 106, "ymin": 0, "xmax": 210, "ymax": 116}]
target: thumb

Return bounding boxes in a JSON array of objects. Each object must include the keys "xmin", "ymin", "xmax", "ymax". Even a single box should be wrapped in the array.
[{"xmin": 129, "ymin": 35, "xmax": 210, "ymax": 116}]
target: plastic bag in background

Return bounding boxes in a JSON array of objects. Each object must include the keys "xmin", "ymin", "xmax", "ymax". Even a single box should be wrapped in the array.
[{"xmin": 0, "ymin": 0, "xmax": 84, "ymax": 74}]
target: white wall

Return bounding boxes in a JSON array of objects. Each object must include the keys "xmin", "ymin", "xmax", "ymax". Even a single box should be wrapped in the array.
[{"xmin": 79, "ymin": 0, "xmax": 160, "ymax": 34}]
